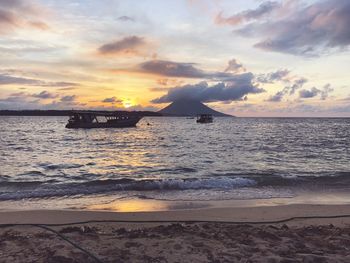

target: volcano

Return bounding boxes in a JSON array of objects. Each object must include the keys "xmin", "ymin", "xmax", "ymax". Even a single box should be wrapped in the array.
[{"xmin": 158, "ymin": 99, "xmax": 233, "ymax": 117}]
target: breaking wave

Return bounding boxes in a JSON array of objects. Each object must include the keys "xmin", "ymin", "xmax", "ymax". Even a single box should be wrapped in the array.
[{"xmin": 0, "ymin": 177, "xmax": 255, "ymax": 200}]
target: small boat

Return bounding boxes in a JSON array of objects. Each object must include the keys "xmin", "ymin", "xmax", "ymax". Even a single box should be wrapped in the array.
[
  {"xmin": 196, "ymin": 114, "xmax": 213, "ymax": 123},
  {"xmin": 65, "ymin": 111, "xmax": 142, "ymax": 129}
]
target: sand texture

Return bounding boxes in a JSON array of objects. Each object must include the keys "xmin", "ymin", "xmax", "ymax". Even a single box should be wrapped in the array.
[
  {"xmin": 1, "ymin": 222, "xmax": 350, "ymax": 263},
  {"xmin": 1, "ymin": 204, "xmax": 350, "ymax": 262}
]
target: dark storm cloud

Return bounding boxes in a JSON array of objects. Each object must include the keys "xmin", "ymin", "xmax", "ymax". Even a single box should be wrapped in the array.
[
  {"xmin": 216, "ymin": 1, "xmax": 279, "ymax": 26},
  {"xmin": 137, "ymin": 60, "xmax": 235, "ymax": 80},
  {"xmin": 151, "ymin": 73, "xmax": 264, "ymax": 103},
  {"xmin": 98, "ymin": 36, "xmax": 146, "ymax": 55}
]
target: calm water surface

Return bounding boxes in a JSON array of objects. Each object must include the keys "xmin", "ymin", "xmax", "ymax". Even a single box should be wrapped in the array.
[{"xmin": 0, "ymin": 116, "xmax": 349, "ymax": 208}]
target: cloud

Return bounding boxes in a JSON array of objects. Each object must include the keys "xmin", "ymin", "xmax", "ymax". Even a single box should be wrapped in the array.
[
  {"xmin": 215, "ymin": 1, "xmax": 279, "ymax": 26},
  {"xmin": 119, "ymin": 104, "xmax": 159, "ymax": 112},
  {"xmin": 60, "ymin": 95, "xmax": 77, "ymax": 102},
  {"xmin": 0, "ymin": 96, "xmax": 39, "ymax": 109},
  {"xmin": 98, "ymin": 36, "xmax": 147, "ymax": 56},
  {"xmin": 149, "ymin": 87, "xmax": 172, "ymax": 92},
  {"xmin": 267, "ymin": 91, "xmax": 285, "ymax": 102},
  {"xmin": 0, "ymin": 91, "xmax": 83, "ymax": 110},
  {"xmin": 224, "ymin": 59, "xmax": 246, "ymax": 73},
  {"xmin": 299, "ymin": 84, "xmax": 333, "ymax": 100},
  {"xmin": 0, "ymin": 73, "xmax": 40, "ymax": 85},
  {"xmin": 117, "ymin": 16, "xmax": 135, "ymax": 22},
  {"xmin": 221, "ymin": 0, "xmax": 350, "ymax": 56},
  {"xmin": 0, "ymin": 73, "xmax": 79, "ymax": 87},
  {"xmin": 267, "ymin": 81, "xmax": 332, "ymax": 102},
  {"xmin": 27, "ymin": 20, "xmax": 49, "ymax": 30},
  {"xmin": 299, "ymin": 87, "xmax": 320, "ymax": 99},
  {"xmin": 0, "ymin": 0, "xmax": 49, "ymax": 33},
  {"xmin": 320, "ymin": 84, "xmax": 334, "ymax": 100},
  {"xmin": 151, "ymin": 74, "xmax": 264, "ymax": 103},
  {"xmin": 102, "ymin": 96, "xmax": 122, "ymax": 103},
  {"xmin": 257, "ymin": 69, "xmax": 291, "ymax": 83},
  {"xmin": 138, "ymin": 60, "xmax": 205, "ymax": 78},
  {"xmin": 267, "ymin": 77, "xmax": 308, "ymax": 102},
  {"xmin": 134, "ymin": 60, "xmax": 238, "ymax": 80},
  {"xmin": 58, "ymin": 87, "xmax": 77, "ymax": 91},
  {"xmin": 289, "ymin": 78, "xmax": 308, "ymax": 95},
  {"xmin": 155, "ymin": 78, "xmax": 184, "ymax": 87},
  {"xmin": 32, "ymin": 91, "xmax": 58, "ymax": 99},
  {"xmin": 43, "ymin": 99, "xmax": 85, "ymax": 110},
  {"xmin": 7, "ymin": 90, "xmax": 75, "ymax": 101},
  {"xmin": 0, "ymin": 8, "xmax": 17, "ymax": 26},
  {"xmin": 40, "ymin": 81, "xmax": 79, "ymax": 88}
]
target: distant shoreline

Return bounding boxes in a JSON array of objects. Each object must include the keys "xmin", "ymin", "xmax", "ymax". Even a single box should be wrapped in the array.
[
  {"xmin": 1, "ymin": 111, "xmax": 349, "ymax": 118},
  {"xmin": 0, "ymin": 110, "xmax": 162, "ymax": 117}
]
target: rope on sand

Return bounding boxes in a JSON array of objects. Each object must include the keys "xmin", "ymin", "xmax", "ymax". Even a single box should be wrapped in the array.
[
  {"xmin": 1, "ymin": 214, "xmax": 350, "ymax": 263},
  {"xmin": 0, "ymin": 223, "xmax": 104, "ymax": 263}
]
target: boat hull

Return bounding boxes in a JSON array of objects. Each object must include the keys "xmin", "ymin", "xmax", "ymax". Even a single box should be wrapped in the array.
[
  {"xmin": 196, "ymin": 120, "xmax": 213, "ymax": 123},
  {"xmin": 65, "ymin": 117, "xmax": 142, "ymax": 129}
]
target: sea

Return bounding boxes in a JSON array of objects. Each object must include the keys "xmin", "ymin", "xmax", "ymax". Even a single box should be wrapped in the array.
[{"xmin": 0, "ymin": 116, "xmax": 349, "ymax": 210}]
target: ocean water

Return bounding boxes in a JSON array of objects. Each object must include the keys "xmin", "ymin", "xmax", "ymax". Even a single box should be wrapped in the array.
[{"xmin": 0, "ymin": 116, "xmax": 349, "ymax": 209}]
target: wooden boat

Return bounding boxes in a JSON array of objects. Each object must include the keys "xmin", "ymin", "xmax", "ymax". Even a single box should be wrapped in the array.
[
  {"xmin": 196, "ymin": 114, "xmax": 213, "ymax": 123},
  {"xmin": 65, "ymin": 111, "xmax": 142, "ymax": 129}
]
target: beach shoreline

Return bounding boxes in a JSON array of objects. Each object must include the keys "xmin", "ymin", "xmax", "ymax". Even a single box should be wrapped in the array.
[{"xmin": 1, "ymin": 203, "xmax": 350, "ymax": 226}]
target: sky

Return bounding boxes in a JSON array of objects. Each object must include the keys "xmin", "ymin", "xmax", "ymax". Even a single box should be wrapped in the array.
[{"xmin": 0, "ymin": 0, "xmax": 349, "ymax": 117}]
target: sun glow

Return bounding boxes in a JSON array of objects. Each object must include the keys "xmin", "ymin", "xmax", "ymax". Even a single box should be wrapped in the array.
[{"xmin": 122, "ymin": 99, "xmax": 134, "ymax": 108}]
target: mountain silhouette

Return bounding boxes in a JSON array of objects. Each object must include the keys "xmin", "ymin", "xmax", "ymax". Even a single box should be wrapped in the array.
[{"xmin": 158, "ymin": 99, "xmax": 233, "ymax": 117}]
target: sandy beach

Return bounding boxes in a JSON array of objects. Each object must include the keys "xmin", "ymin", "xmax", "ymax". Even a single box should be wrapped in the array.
[{"xmin": 1, "ymin": 204, "xmax": 350, "ymax": 263}]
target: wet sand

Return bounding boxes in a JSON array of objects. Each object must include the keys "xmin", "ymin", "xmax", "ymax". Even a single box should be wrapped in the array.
[{"xmin": 1, "ymin": 204, "xmax": 350, "ymax": 262}]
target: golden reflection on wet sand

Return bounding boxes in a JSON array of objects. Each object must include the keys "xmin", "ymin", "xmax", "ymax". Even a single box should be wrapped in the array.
[
  {"xmin": 86, "ymin": 191, "xmax": 350, "ymax": 213},
  {"xmin": 87, "ymin": 199, "xmax": 171, "ymax": 212},
  {"xmin": 87, "ymin": 198, "xmax": 212, "ymax": 212}
]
